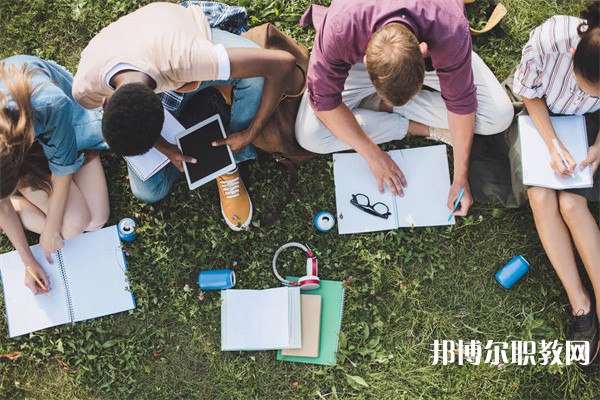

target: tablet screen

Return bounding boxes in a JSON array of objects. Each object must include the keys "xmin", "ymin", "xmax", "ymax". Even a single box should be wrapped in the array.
[{"xmin": 178, "ymin": 118, "xmax": 233, "ymax": 184}]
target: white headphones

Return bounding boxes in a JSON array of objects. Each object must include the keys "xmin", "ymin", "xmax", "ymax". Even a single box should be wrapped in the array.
[{"xmin": 272, "ymin": 242, "xmax": 320, "ymax": 290}]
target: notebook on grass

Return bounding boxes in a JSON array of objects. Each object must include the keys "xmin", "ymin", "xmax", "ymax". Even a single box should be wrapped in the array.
[
  {"xmin": 519, "ymin": 115, "xmax": 593, "ymax": 189},
  {"xmin": 282, "ymin": 294, "xmax": 322, "ymax": 358},
  {"xmin": 277, "ymin": 279, "xmax": 345, "ymax": 366},
  {"xmin": 333, "ymin": 145, "xmax": 454, "ymax": 234},
  {"xmin": 221, "ymin": 287, "xmax": 301, "ymax": 351},
  {"xmin": 124, "ymin": 109, "xmax": 184, "ymax": 181},
  {"xmin": 0, "ymin": 226, "xmax": 135, "ymax": 338}
]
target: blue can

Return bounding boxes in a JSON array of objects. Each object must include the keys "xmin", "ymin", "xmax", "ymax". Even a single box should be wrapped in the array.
[
  {"xmin": 496, "ymin": 255, "xmax": 530, "ymax": 289},
  {"xmin": 117, "ymin": 218, "xmax": 138, "ymax": 242},
  {"xmin": 198, "ymin": 269, "xmax": 236, "ymax": 290},
  {"xmin": 314, "ymin": 211, "xmax": 335, "ymax": 232}
]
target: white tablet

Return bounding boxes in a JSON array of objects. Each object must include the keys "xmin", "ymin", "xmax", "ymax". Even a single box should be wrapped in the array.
[{"xmin": 175, "ymin": 114, "xmax": 236, "ymax": 190}]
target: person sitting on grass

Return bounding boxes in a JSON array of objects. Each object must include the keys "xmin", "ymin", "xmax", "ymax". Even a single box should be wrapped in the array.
[
  {"xmin": 0, "ymin": 55, "xmax": 110, "ymax": 294},
  {"xmin": 295, "ymin": 0, "xmax": 514, "ymax": 218},
  {"xmin": 73, "ymin": 2, "xmax": 294, "ymax": 231},
  {"xmin": 513, "ymin": 1, "xmax": 600, "ymax": 365}
]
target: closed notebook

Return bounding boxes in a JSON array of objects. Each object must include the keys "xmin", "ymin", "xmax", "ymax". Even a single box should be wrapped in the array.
[
  {"xmin": 519, "ymin": 115, "xmax": 593, "ymax": 189},
  {"xmin": 277, "ymin": 279, "xmax": 345, "ymax": 366},
  {"xmin": 0, "ymin": 226, "xmax": 135, "ymax": 338},
  {"xmin": 221, "ymin": 287, "xmax": 301, "ymax": 351},
  {"xmin": 282, "ymin": 294, "xmax": 322, "ymax": 358}
]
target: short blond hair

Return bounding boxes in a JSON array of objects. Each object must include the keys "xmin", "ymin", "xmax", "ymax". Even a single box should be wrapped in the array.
[{"xmin": 366, "ymin": 23, "xmax": 425, "ymax": 106}]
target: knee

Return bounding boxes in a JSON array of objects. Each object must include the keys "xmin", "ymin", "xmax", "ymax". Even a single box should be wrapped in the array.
[
  {"xmin": 558, "ymin": 192, "xmax": 587, "ymax": 223},
  {"xmin": 295, "ymin": 117, "xmax": 332, "ymax": 155},
  {"xmin": 131, "ymin": 188, "xmax": 168, "ymax": 204},
  {"xmin": 61, "ymin": 208, "xmax": 91, "ymax": 240},
  {"xmin": 476, "ymin": 95, "xmax": 514, "ymax": 135},
  {"xmin": 528, "ymin": 187, "xmax": 556, "ymax": 214},
  {"xmin": 86, "ymin": 204, "xmax": 110, "ymax": 232}
]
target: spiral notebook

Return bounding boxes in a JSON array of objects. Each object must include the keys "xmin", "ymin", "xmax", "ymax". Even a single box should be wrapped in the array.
[
  {"xmin": 124, "ymin": 109, "xmax": 184, "ymax": 181},
  {"xmin": 519, "ymin": 115, "xmax": 593, "ymax": 189},
  {"xmin": 0, "ymin": 226, "xmax": 135, "ymax": 338}
]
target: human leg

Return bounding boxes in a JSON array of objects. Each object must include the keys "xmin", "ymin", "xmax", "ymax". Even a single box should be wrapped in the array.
[
  {"xmin": 528, "ymin": 187, "xmax": 591, "ymax": 314},
  {"xmin": 72, "ymin": 156, "xmax": 109, "ymax": 231},
  {"xmin": 9, "ymin": 195, "xmax": 46, "ymax": 234},
  {"xmin": 397, "ymin": 52, "xmax": 514, "ymax": 137},
  {"xmin": 128, "ymin": 163, "xmax": 181, "ymax": 204}
]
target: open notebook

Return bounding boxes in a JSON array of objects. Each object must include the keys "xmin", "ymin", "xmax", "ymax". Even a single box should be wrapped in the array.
[
  {"xmin": 221, "ymin": 287, "xmax": 301, "ymax": 351},
  {"xmin": 0, "ymin": 226, "xmax": 135, "ymax": 338},
  {"xmin": 333, "ymin": 145, "xmax": 454, "ymax": 234},
  {"xmin": 124, "ymin": 109, "xmax": 185, "ymax": 181},
  {"xmin": 519, "ymin": 115, "xmax": 593, "ymax": 189}
]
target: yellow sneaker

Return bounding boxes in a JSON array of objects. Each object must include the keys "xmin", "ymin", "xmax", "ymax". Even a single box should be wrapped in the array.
[{"xmin": 216, "ymin": 169, "xmax": 252, "ymax": 231}]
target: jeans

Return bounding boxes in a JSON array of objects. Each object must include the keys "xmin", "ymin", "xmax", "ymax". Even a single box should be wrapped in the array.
[{"xmin": 129, "ymin": 28, "xmax": 264, "ymax": 203}]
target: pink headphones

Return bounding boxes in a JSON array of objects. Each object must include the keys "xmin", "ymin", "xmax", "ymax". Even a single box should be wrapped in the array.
[{"xmin": 272, "ymin": 242, "xmax": 320, "ymax": 290}]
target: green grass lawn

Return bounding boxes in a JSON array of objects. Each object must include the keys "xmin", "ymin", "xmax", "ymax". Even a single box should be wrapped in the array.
[{"xmin": 1, "ymin": 0, "xmax": 599, "ymax": 398}]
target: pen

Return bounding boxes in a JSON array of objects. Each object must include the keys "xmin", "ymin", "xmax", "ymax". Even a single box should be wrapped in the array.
[
  {"xmin": 448, "ymin": 188, "xmax": 465, "ymax": 221},
  {"xmin": 26, "ymin": 265, "xmax": 50, "ymax": 295},
  {"xmin": 552, "ymin": 139, "xmax": 574, "ymax": 178}
]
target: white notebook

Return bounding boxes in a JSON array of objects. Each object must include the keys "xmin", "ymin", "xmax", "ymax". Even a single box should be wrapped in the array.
[
  {"xmin": 124, "ymin": 109, "xmax": 185, "ymax": 181},
  {"xmin": 221, "ymin": 287, "xmax": 301, "ymax": 351},
  {"xmin": 519, "ymin": 115, "xmax": 593, "ymax": 189},
  {"xmin": 333, "ymin": 145, "xmax": 455, "ymax": 234},
  {"xmin": 0, "ymin": 226, "xmax": 135, "ymax": 338}
]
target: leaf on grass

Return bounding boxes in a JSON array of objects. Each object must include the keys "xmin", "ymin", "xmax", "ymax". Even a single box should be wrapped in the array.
[
  {"xmin": 153, "ymin": 348, "xmax": 164, "ymax": 358},
  {"xmin": 346, "ymin": 374, "xmax": 369, "ymax": 389},
  {"xmin": 0, "ymin": 352, "xmax": 21, "ymax": 360},
  {"xmin": 54, "ymin": 357, "xmax": 69, "ymax": 370}
]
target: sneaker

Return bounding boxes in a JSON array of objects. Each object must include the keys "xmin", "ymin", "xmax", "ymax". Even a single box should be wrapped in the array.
[
  {"xmin": 427, "ymin": 127, "xmax": 452, "ymax": 146},
  {"xmin": 570, "ymin": 308, "xmax": 600, "ymax": 366},
  {"xmin": 216, "ymin": 169, "xmax": 253, "ymax": 231}
]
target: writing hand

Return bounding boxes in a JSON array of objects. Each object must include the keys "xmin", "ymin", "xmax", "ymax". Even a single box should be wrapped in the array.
[
  {"xmin": 24, "ymin": 261, "xmax": 51, "ymax": 295},
  {"xmin": 447, "ymin": 181, "xmax": 473, "ymax": 217},
  {"xmin": 549, "ymin": 140, "xmax": 576, "ymax": 177},
  {"xmin": 367, "ymin": 149, "xmax": 407, "ymax": 196},
  {"xmin": 212, "ymin": 129, "xmax": 253, "ymax": 154}
]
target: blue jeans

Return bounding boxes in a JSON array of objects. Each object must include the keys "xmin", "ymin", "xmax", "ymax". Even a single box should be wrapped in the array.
[{"xmin": 129, "ymin": 28, "xmax": 264, "ymax": 203}]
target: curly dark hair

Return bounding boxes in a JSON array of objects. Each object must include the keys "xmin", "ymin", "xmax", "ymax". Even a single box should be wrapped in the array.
[
  {"xmin": 574, "ymin": 0, "xmax": 600, "ymax": 84},
  {"xmin": 102, "ymin": 82, "xmax": 164, "ymax": 156}
]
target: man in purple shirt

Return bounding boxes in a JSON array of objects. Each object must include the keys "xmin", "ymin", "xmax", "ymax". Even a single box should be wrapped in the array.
[{"xmin": 295, "ymin": 0, "xmax": 513, "ymax": 217}]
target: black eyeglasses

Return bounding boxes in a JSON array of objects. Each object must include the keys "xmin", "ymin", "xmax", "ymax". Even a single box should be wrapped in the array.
[{"xmin": 350, "ymin": 193, "xmax": 391, "ymax": 219}]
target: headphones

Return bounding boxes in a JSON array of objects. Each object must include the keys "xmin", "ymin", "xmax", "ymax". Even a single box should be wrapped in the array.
[{"xmin": 272, "ymin": 242, "xmax": 320, "ymax": 290}]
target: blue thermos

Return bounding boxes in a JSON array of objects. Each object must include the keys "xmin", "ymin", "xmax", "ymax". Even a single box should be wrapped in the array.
[
  {"xmin": 198, "ymin": 269, "xmax": 236, "ymax": 290},
  {"xmin": 496, "ymin": 255, "xmax": 530, "ymax": 289}
]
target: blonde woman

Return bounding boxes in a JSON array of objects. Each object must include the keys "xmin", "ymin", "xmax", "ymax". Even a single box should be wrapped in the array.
[{"xmin": 0, "ymin": 55, "xmax": 109, "ymax": 294}]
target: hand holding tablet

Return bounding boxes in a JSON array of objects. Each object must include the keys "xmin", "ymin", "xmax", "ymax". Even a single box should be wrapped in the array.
[{"xmin": 176, "ymin": 114, "xmax": 236, "ymax": 190}]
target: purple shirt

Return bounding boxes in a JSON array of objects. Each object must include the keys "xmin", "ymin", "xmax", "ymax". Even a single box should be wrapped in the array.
[{"xmin": 302, "ymin": 0, "xmax": 477, "ymax": 115}]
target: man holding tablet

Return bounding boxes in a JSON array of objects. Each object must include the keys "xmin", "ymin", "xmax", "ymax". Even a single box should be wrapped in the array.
[{"xmin": 73, "ymin": 2, "xmax": 295, "ymax": 231}]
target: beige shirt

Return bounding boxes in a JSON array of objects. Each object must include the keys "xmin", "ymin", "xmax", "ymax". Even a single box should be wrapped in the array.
[{"xmin": 73, "ymin": 2, "xmax": 219, "ymax": 109}]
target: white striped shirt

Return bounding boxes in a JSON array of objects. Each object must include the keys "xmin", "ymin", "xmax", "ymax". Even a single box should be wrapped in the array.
[{"xmin": 513, "ymin": 15, "xmax": 600, "ymax": 115}]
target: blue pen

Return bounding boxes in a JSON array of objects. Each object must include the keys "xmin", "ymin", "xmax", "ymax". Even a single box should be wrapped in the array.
[{"xmin": 448, "ymin": 188, "xmax": 465, "ymax": 221}]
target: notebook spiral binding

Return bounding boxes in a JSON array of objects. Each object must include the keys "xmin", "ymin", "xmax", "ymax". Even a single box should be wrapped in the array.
[{"xmin": 56, "ymin": 250, "xmax": 75, "ymax": 324}]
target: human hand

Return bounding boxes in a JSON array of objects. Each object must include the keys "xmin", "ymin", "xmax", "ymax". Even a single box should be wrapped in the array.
[
  {"xmin": 366, "ymin": 149, "xmax": 407, "ymax": 196},
  {"xmin": 24, "ymin": 261, "xmax": 51, "ymax": 295},
  {"xmin": 164, "ymin": 143, "xmax": 197, "ymax": 172},
  {"xmin": 447, "ymin": 180, "xmax": 473, "ymax": 217},
  {"xmin": 549, "ymin": 140, "xmax": 576, "ymax": 178},
  {"xmin": 212, "ymin": 129, "xmax": 253, "ymax": 153},
  {"xmin": 580, "ymin": 140, "xmax": 600, "ymax": 175},
  {"xmin": 39, "ymin": 228, "xmax": 64, "ymax": 263}
]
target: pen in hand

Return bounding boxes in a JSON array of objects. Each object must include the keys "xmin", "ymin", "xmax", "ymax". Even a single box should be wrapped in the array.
[
  {"xmin": 448, "ymin": 188, "xmax": 466, "ymax": 221},
  {"xmin": 26, "ymin": 265, "xmax": 50, "ymax": 296},
  {"xmin": 552, "ymin": 139, "xmax": 575, "ymax": 179}
]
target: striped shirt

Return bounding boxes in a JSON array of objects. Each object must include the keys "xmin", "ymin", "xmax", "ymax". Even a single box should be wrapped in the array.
[{"xmin": 513, "ymin": 15, "xmax": 600, "ymax": 115}]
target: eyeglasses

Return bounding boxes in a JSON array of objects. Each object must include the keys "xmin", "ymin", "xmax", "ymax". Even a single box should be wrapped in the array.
[{"xmin": 350, "ymin": 193, "xmax": 391, "ymax": 219}]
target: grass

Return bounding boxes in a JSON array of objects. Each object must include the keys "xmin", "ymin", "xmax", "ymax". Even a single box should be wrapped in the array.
[{"xmin": 1, "ymin": 0, "xmax": 599, "ymax": 398}]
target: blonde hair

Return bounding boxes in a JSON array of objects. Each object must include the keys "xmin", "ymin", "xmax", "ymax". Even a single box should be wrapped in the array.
[
  {"xmin": 0, "ymin": 63, "xmax": 41, "ymax": 199},
  {"xmin": 366, "ymin": 23, "xmax": 425, "ymax": 106}
]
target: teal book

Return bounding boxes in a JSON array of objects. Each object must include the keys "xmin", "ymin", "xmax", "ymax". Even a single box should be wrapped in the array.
[{"xmin": 277, "ymin": 279, "xmax": 345, "ymax": 366}]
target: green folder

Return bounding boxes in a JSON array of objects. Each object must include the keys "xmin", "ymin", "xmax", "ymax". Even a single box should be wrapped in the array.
[{"xmin": 276, "ymin": 278, "xmax": 345, "ymax": 366}]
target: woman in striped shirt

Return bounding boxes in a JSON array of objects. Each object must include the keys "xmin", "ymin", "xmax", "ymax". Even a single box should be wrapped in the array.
[{"xmin": 513, "ymin": 1, "xmax": 600, "ymax": 365}]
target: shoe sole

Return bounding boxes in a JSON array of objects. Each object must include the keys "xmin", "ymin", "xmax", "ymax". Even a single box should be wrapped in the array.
[{"xmin": 221, "ymin": 198, "xmax": 253, "ymax": 231}]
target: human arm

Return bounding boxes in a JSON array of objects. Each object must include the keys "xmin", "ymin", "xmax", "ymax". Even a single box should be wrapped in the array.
[
  {"xmin": 0, "ymin": 201, "xmax": 50, "ymax": 294},
  {"xmin": 315, "ymin": 103, "xmax": 407, "ymax": 195},
  {"xmin": 580, "ymin": 128, "xmax": 600, "ymax": 175},
  {"xmin": 522, "ymin": 96, "xmax": 576, "ymax": 177},
  {"xmin": 447, "ymin": 111, "xmax": 475, "ymax": 216},
  {"xmin": 39, "ymin": 173, "xmax": 73, "ymax": 262},
  {"xmin": 154, "ymin": 136, "xmax": 197, "ymax": 172},
  {"xmin": 211, "ymin": 48, "xmax": 296, "ymax": 152}
]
